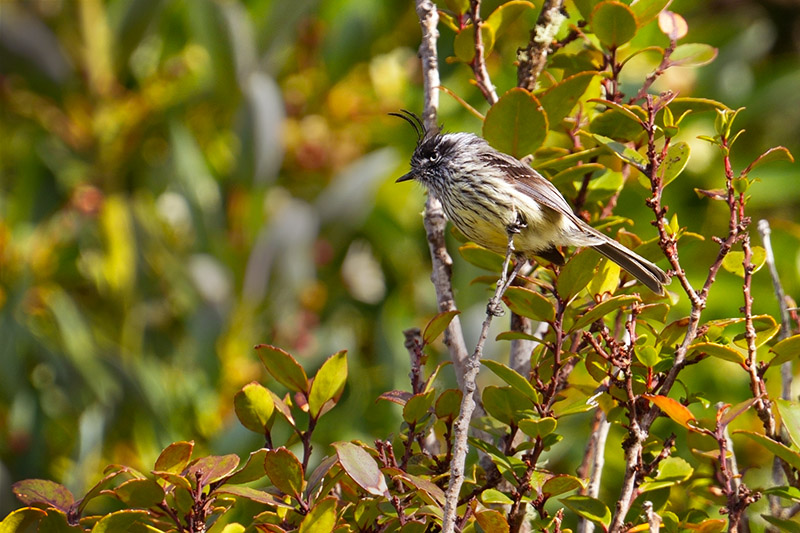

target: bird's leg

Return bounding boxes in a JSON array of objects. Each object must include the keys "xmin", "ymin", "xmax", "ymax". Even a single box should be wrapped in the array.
[{"xmin": 487, "ymin": 214, "xmax": 528, "ymax": 317}]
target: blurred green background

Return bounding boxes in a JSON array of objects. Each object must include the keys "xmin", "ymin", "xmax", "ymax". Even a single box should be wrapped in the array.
[{"xmin": 1, "ymin": 0, "xmax": 798, "ymax": 517}]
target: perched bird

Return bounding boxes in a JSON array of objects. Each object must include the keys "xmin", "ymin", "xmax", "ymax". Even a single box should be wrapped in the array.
[{"xmin": 392, "ymin": 110, "xmax": 669, "ymax": 294}]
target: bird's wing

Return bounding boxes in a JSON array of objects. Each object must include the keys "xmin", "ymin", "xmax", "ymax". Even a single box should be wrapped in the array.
[{"xmin": 478, "ymin": 151, "xmax": 578, "ymax": 219}]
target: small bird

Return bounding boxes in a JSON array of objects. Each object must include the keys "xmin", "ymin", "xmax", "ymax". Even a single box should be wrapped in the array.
[{"xmin": 392, "ymin": 110, "xmax": 669, "ymax": 295}]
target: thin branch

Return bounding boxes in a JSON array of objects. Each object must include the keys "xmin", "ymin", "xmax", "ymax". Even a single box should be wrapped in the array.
[
  {"xmin": 442, "ymin": 236, "xmax": 525, "ymax": 533},
  {"xmin": 576, "ymin": 408, "xmax": 611, "ymax": 533},
  {"xmin": 469, "ymin": 0, "xmax": 498, "ymax": 104},
  {"xmin": 415, "ymin": 0, "xmax": 471, "ymax": 386},
  {"xmin": 517, "ymin": 0, "xmax": 567, "ymax": 91}
]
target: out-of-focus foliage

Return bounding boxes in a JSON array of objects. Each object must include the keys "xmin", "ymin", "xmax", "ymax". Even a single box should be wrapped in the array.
[{"xmin": 1, "ymin": 0, "xmax": 799, "ymax": 528}]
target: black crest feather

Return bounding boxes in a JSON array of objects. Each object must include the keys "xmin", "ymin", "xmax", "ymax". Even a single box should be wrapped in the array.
[{"xmin": 389, "ymin": 109, "xmax": 440, "ymax": 146}]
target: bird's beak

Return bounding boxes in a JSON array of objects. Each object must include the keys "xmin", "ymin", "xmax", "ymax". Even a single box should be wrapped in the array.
[{"xmin": 396, "ymin": 171, "xmax": 415, "ymax": 183}]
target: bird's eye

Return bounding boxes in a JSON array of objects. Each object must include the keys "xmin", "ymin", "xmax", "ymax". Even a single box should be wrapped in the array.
[{"xmin": 428, "ymin": 150, "xmax": 439, "ymax": 162}]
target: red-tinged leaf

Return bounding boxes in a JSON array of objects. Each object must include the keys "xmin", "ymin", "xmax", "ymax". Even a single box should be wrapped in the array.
[
  {"xmin": 643, "ymin": 394, "xmax": 696, "ymax": 429},
  {"xmin": 227, "ymin": 449, "xmax": 269, "ymax": 485},
  {"xmin": 12, "ymin": 480, "xmax": 74, "ymax": 512},
  {"xmin": 770, "ymin": 334, "xmax": 800, "ymax": 367},
  {"xmin": 188, "ymin": 454, "xmax": 240, "ymax": 487},
  {"xmin": 394, "ymin": 472, "xmax": 446, "ymax": 507},
  {"xmin": 256, "ymin": 344, "xmax": 309, "ymax": 394},
  {"xmin": 308, "ymin": 350, "xmax": 348, "ymax": 418},
  {"xmin": 475, "ymin": 509, "xmax": 509, "ymax": 533},
  {"xmin": 154, "ymin": 441, "xmax": 194, "ymax": 474},
  {"xmin": 235, "ymin": 382, "xmax": 275, "ymax": 433},
  {"xmin": 591, "ymin": 1, "xmax": 638, "ymax": 48},
  {"xmin": 735, "ymin": 430, "xmax": 800, "ymax": 470},
  {"xmin": 435, "ymin": 389, "xmax": 463, "ymax": 420},
  {"xmin": 776, "ymin": 399, "xmax": 800, "ymax": 450},
  {"xmin": 333, "ymin": 442, "xmax": 388, "ymax": 497},
  {"xmin": 377, "ymin": 390, "xmax": 412, "ymax": 406},
  {"xmin": 658, "ymin": 10, "xmax": 688, "ymax": 40},
  {"xmin": 113, "ymin": 479, "xmax": 164, "ymax": 508},
  {"xmin": 299, "ymin": 497, "xmax": 338, "ymax": 533},
  {"xmin": 269, "ymin": 390, "xmax": 296, "ymax": 427},
  {"xmin": 744, "ymin": 146, "xmax": 794, "ymax": 175},
  {"xmin": 694, "ymin": 188, "xmax": 727, "ymax": 200},
  {"xmin": 264, "ymin": 448, "xmax": 304, "ymax": 499},
  {"xmin": 483, "ymin": 88, "xmax": 548, "ymax": 158},
  {"xmin": 403, "ymin": 389, "xmax": 435, "ymax": 424},
  {"xmin": 423, "ymin": 311, "xmax": 460, "ymax": 345},
  {"xmin": 542, "ymin": 474, "xmax": 584, "ymax": 497},
  {"xmin": 75, "ymin": 466, "xmax": 131, "ymax": 515},
  {"xmin": 306, "ymin": 454, "xmax": 339, "ymax": 499}
]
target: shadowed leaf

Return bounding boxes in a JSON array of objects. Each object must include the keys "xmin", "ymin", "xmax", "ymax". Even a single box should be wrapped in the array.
[
  {"xmin": 503, "ymin": 286, "xmax": 556, "ymax": 323},
  {"xmin": 264, "ymin": 448, "xmax": 304, "ymax": 498},
  {"xmin": 483, "ymin": 360, "xmax": 541, "ymax": 403},
  {"xmin": 333, "ymin": 442, "xmax": 388, "ymax": 497},
  {"xmin": 423, "ymin": 311, "xmax": 460, "ymax": 345},
  {"xmin": 736, "ymin": 431, "xmax": 800, "ymax": 470},
  {"xmin": 561, "ymin": 495, "xmax": 611, "ymax": 529},
  {"xmin": 483, "ymin": 88, "xmax": 548, "ymax": 158},
  {"xmin": 11, "ymin": 480, "xmax": 74, "ymax": 513}
]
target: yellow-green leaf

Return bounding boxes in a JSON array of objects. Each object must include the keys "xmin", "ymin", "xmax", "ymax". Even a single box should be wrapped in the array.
[
  {"xmin": 591, "ymin": 1, "xmax": 638, "ymax": 48},
  {"xmin": 256, "ymin": 344, "xmax": 309, "ymax": 394},
  {"xmin": 423, "ymin": 310, "xmax": 461, "ymax": 345},
  {"xmin": 483, "ymin": 88, "xmax": 548, "ymax": 158},
  {"xmin": 234, "ymin": 382, "xmax": 275, "ymax": 433},
  {"xmin": 308, "ymin": 350, "xmax": 348, "ymax": 418},
  {"xmin": 770, "ymin": 335, "xmax": 800, "ymax": 367},
  {"xmin": 688, "ymin": 342, "xmax": 746, "ymax": 364},
  {"xmin": 502, "ymin": 286, "xmax": 556, "ymax": 323}
]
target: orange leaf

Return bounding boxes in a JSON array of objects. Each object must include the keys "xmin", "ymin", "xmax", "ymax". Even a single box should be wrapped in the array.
[{"xmin": 643, "ymin": 394, "xmax": 696, "ymax": 429}]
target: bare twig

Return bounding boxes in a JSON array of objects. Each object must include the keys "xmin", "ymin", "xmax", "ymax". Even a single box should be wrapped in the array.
[
  {"xmin": 517, "ymin": 0, "xmax": 567, "ymax": 91},
  {"xmin": 643, "ymin": 501, "xmax": 661, "ymax": 533},
  {"xmin": 576, "ymin": 408, "xmax": 611, "ymax": 533},
  {"xmin": 442, "ymin": 235, "xmax": 525, "ymax": 533},
  {"xmin": 415, "ymin": 0, "xmax": 471, "ymax": 386},
  {"xmin": 469, "ymin": 0, "xmax": 498, "ymax": 104}
]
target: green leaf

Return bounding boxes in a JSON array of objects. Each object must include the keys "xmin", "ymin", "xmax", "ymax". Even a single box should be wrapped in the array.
[
  {"xmin": 733, "ymin": 314, "xmax": 780, "ymax": 349},
  {"xmin": 113, "ymin": 479, "xmax": 164, "ymax": 508},
  {"xmin": 91, "ymin": 510, "xmax": 150, "ymax": 533},
  {"xmin": 557, "ymin": 249, "xmax": 601, "ymax": 301},
  {"xmin": 435, "ymin": 389, "xmax": 463, "ymax": 420},
  {"xmin": 475, "ymin": 509, "xmax": 510, "ymax": 533},
  {"xmin": 643, "ymin": 394, "xmax": 696, "ymax": 429},
  {"xmin": 591, "ymin": 1, "xmax": 638, "ymax": 48},
  {"xmin": 453, "ymin": 24, "xmax": 495, "ymax": 63},
  {"xmin": 586, "ymin": 132, "xmax": 647, "ymax": 167},
  {"xmin": 763, "ymin": 485, "xmax": 800, "ymax": 503},
  {"xmin": 761, "ymin": 516, "xmax": 800, "ymax": 533},
  {"xmin": 11, "ymin": 480, "xmax": 74, "ymax": 513},
  {"xmin": 776, "ymin": 399, "xmax": 800, "ymax": 450},
  {"xmin": 518, "ymin": 417, "xmax": 557, "ymax": 438},
  {"xmin": 670, "ymin": 43, "xmax": 718, "ymax": 67},
  {"xmin": 458, "ymin": 243, "xmax": 505, "ymax": 271},
  {"xmin": 539, "ymin": 72, "xmax": 597, "ymax": 128},
  {"xmin": 485, "ymin": 1, "xmax": 536, "ymax": 36},
  {"xmin": 549, "ymin": 163, "xmax": 606, "ymax": 189},
  {"xmin": 403, "ymin": 389, "xmax": 435, "ymax": 424},
  {"xmin": 659, "ymin": 142, "xmax": 690, "ymax": 187},
  {"xmin": 0, "ymin": 508, "xmax": 46, "ymax": 533},
  {"xmin": 333, "ymin": 442, "xmax": 388, "ymax": 497},
  {"xmin": 443, "ymin": 0, "xmax": 470, "ymax": 15},
  {"xmin": 630, "ymin": 0, "xmax": 672, "ymax": 26},
  {"xmin": 560, "ymin": 495, "xmax": 611, "ymax": 529},
  {"xmin": 213, "ymin": 485, "xmax": 293, "ymax": 508},
  {"xmin": 688, "ymin": 342, "xmax": 746, "ymax": 364},
  {"xmin": 483, "ymin": 88, "xmax": 548, "ymax": 158},
  {"xmin": 502, "ymin": 286, "xmax": 556, "ymax": 323},
  {"xmin": 394, "ymin": 471, "xmax": 446, "ymax": 507},
  {"xmin": 744, "ymin": 146, "xmax": 794, "ymax": 175},
  {"xmin": 256, "ymin": 344, "xmax": 309, "ymax": 394},
  {"xmin": 483, "ymin": 360, "xmax": 541, "ymax": 403},
  {"xmin": 542, "ymin": 475, "xmax": 583, "ymax": 497},
  {"xmin": 234, "ymin": 382, "xmax": 275, "ymax": 433},
  {"xmin": 637, "ymin": 346, "xmax": 661, "ymax": 367},
  {"xmin": 299, "ymin": 497, "xmax": 338, "ymax": 533},
  {"xmin": 587, "ymin": 257, "xmax": 622, "ymax": 296},
  {"xmin": 423, "ymin": 311, "xmax": 461, "ymax": 345},
  {"xmin": 227, "ymin": 449, "xmax": 268, "ymax": 485},
  {"xmin": 264, "ymin": 448, "xmax": 304, "ymax": 498},
  {"xmin": 770, "ymin": 335, "xmax": 800, "ymax": 367},
  {"xmin": 481, "ymin": 488, "xmax": 515, "ymax": 505},
  {"xmin": 571, "ymin": 294, "xmax": 640, "ymax": 331},
  {"xmin": 482, "ymin": 386, "xmax": 534, "ymax": 426},
  {"xmin": 736, "ymin": 431, "xmax": 800, "ymax": 470},
  {"xmin": 667, "ymin": 97, "xmax": 730, "ymax": 117},
  {"xmin": 308, "ymin": 350, "xmax": 348, "ymax": 418},
  {"xmin": 720, "ymin": 247, "xmax": 766, "ymax": 277}
]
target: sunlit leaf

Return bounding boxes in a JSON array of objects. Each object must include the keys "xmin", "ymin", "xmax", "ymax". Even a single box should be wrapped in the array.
[
  {"xmin": 736, "ymin": 431, "xmax": 800, "ymax": 470},
  {"xmin": 502, "ymin": 286, "xmax": 556, "ymax": 323},
  {"xmin": 483, "ymin": 88, "xmax": 548, "ymax": 158},
  {"xmin": 631, "ymin": 0, "xmax": 672, "ymax": 26},
  {"xmin": 591, "ymin": 1, "xmax": 638, "ymax": 47},
  {"xmin": 234, "ymin": 382, "xmax": 275, "ymax": 434},
  {"xmin": 770, "ymin": 335, "xmax": 800, "ymax": 367},
  {"xmin": 720, "ymin": 247, "xmax": 766, "ymax": 277},
  {"xmin": 670, "ymin": 43, "xmax": 718, "ymax": 67},
  {"xmin": 542, "ymin": 474, "xmax": 583, "ymax": 497},
  {"xmin": 299, "ymin": 497, "xmax": 337, "ymax": 533},
  {"xmin": 423, "ymin": 311, "xmax": 461, "ymax": 345},
  {"xmin": 91, "ymin": 510, "xmax": 150, "ymax": 533},
  {"xmin": 483, "ymin": 386, "xmax": 534, "ymax": 426},
  {"xmin": 539, "ymin": 72, "xmax": 597, "ymax": 128},
  {"xmin": 688, "ymin": 342, "xmax": 746, "ymax": 364},
  {"xmin": 483, "ymin": 360, "xmax": 541, "ymax": 403},
  {"xmin": 518, "ymin": 417, "xmax": 557, "ymax": 438},
  {"xmin": 0, "ymin": 508, "xmax": 46, "ymax": 532},
  {"xmin": 403, "ymin": 389, "xmax": 435, "ymax": 424},
  {"xmin": 558, "ymin": 249, "xmax": 601, "ymax": 301},
  {"xmin": 458, "ymin": 243, "xmax": 505, "ymax": 272},
  {"xmin": 227, "ymin": 449, "xmax": 268, "ymax": 485},
  {"xmin": 643, "ymin": 394, "xmax": 696, "ymax": 429},
  {"xmin": 744, "ymin": 146, "xmax": 794, "ymax": 175},
  {"xmin": 475, "ymin": 509, "xmax": 509, "ymax": 533},
  {"xmin": 308, "ymin": 350, "xmax": 348, "ymax": 418},
  {"xmin": 256, "ymin": 344, "xmax": 309, "ymax": 394},
  {"xmin": 571, "ymin": 295, "xmax": 640, "ymax": 331},
  {"xmin": 732, "ymin": 314, "xmax": 780, "ymax": 349},
  {"xmin": 560, "ymin": 495, "xmax": 611, "ymax": 529},
  {"xmin": 188, "ymin": 454, "xmax": 240, "ymax": 486},
  {"xmin": 333, "ymin": 442, "xmax": 388, "ymax": 497},
  {"xmin": 658, "ymin": 10, "xmax": 688, "ymax": 40},
  {"xmin": 776, "ymin": 399, "xmax": 800, "ymax": 450}
]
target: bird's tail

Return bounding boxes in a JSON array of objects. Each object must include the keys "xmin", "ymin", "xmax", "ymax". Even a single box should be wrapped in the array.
[{"xmin": 591, "ymin": 238, "xmax": 669, "ymax": 295}]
